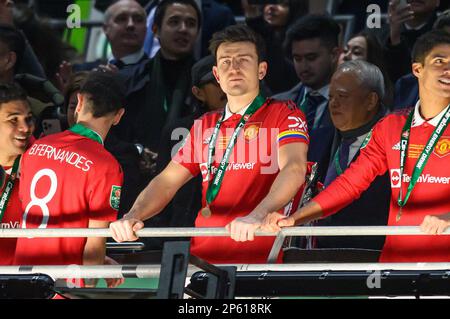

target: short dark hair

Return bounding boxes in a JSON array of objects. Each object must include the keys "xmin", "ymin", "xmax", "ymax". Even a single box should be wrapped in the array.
[
  {"xmin": 0, "ymin": 24, "xmax": 26, "ymax": 73},
  {"xmin": 79, "ymin": 71, "xmax": 125, "ymax": 118},
  {"xmin": 412, "ymin": 30, "xmax": 450, "ymax": 64},
  {"xmin": 153, "ymin": 0, "xmax": 201, "ymax": 30},
  {"xmin": 64, "ymin": 71, "xmax": 89, "ymax": 113},
  {"xmin": 209, "ymin": 24, "xmax": 266, "ymax": 62},
  {"xmin": 0, "ymin": 82, "xmax": 28, "ymax": 110},
  {"xmin": 283, "ymin": 14, "xmax": 340, "ymax": 58}
]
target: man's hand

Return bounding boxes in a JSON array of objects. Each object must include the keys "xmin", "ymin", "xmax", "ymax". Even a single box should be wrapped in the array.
[
  {"xmin": 103, "ymin": 256, "xmax": 125, "ymax": 288},
  {"xmin": 420, "ymin": 214, "xmax": 450, "ymax": 235},
  {"xmin": 226, "ymin": 214, "xmax": 264, "ymax": 242},
  {"xmin": 140, "ymin": 148, "xmax": 158, "ymax": 175},
  {"xmin": 260, "ymin": 212, "xmax": 295, "ymax": 232},
  {"xmin": 55, "ymin": 61, "xmax": 73, "ymax": 92},
  {"xmin": 96, "ymin": 63, "xmax": 119, "ymax": 74},
  {"xmin": 388, "ymin": 0, "xmax": 414, "ymax": 45},
  {"xmin": 110, "ymin": 217, "xmax": 144, "ymax": 242}
]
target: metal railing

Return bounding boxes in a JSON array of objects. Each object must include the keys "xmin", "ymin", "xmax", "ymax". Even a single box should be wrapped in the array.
[
  {"xmin": 2, "ymin": 226, "xmax": 448, "ymax": 264},
  {"xmin": 1, "ymin": 262, "xmax": 450, "ymax": 279}
]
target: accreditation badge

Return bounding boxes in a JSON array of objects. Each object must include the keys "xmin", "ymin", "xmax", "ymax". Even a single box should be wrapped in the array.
[{"xmin": 110, "ymin": 185, "xmax": 121, "ymax": 211}]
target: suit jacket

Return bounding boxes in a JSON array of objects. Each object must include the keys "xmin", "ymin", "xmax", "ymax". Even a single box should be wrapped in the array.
[
  {"xmin": 273, "ymin": 83, "xmax": 335, "ymax": 182},
  {"xmin": 316, "ymin": 125, "xmax": 391, "ymax": 251}
]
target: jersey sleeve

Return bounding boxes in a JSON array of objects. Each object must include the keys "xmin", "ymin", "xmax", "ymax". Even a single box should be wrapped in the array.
[
  {"xmin": 276, "ymin": 101, "xmax": 309, "ymax": 147},
  {"xmin": 87, "ymin": 159, "xmax": 123, "ymax": 221},
  {"xmin": 172, "ymin": 118, "xmax": 202, "ymax": 177},
  {"xmin": 314, "ymin": 116, "xmax": 390, "ymax": 217}
]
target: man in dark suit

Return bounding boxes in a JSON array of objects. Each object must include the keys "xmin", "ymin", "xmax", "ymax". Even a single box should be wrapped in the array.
[
  {"xmin": 111, "ymin": 0, "xmax": 201, "ymax": 208},
  {"xmin": 273, "ymin": 15, "xmax": 341, "ymax": 181},
  {"xmin": 315, "ymin": 60, "xmax": 390, "ymax": 252},
  {"xmin": 74, "ymin": 0, "xmax": 149, "ymax": 73},
  {"xmin": 143, "ymin": 0, "xmax": 236, "ymax": 58}
]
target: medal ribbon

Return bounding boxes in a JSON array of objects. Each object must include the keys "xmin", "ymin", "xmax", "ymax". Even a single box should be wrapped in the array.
[
  {"xmin": 205, "ymin": 95, "xmax": 266, "ymax": 208},
  {"xmin": 0, "ymin": 156, "xmax": 20, "ymax": 223},
  {"xmin": 397, "ymin": 104, "xmax": 450, "ymax": 211}
]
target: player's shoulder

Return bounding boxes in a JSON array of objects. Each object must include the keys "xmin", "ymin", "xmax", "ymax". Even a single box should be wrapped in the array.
[
  {"xmin": 32, "ymin": 130, "xmax": 69, "ymax": 144},
  {"xmin": 201, "ymin": 109, "xmax": 223, "ymax": 120},
  {"xmin": 264, "ymin": 98, "xmax": 301, "ymax": 115},
  {"xmin": 197, "ymin": 109, "xmax": 224, "ymax": 126}
]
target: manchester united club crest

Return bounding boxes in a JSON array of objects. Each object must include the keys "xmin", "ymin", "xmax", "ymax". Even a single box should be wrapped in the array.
[
  {"xmin": 244, "ymin": 123, "xmax": 262, "ymax": 142},
  {"xmin": 434, "ymin": 137, "xmax": 450, "ymax": 158}
]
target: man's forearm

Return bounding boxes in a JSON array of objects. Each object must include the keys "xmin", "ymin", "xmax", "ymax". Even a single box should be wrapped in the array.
[
  {"xmin": 125, "ymin": 175, "xmax": 177, "ymax": 221},
  {"xmin": 252, "ymin": 162, "xmax": 306, "ymax": 219},
  {"xmin": 291, "ymin": 201, "xmax": 324, "ymax": 225}
]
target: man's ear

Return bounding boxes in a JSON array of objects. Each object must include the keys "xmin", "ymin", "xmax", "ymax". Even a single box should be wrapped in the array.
[
  {"xmin": 258, "ymin": 61, "xmax": 268, "ymax": 80},
  {"xmin": 75, "ymin": 93, "xmax": 84, "ymax": 114},
  {"xmin": 412, "ymin": 62, "xmax": 422, "ymax": 79},
  {"xmin": 367, "ymin": 92, "xmax": 379, "ymax": 111},
  {"xmin": 192, "ymin": 86, "xmax": 205, "ymax": 102},
  {"xmin": 212, "ymin": 66, "xmax": 220, "ymax": 83},
  {"xmin": 331, "ymin": 47, "xmax": 341, "ymax": 65},
  {"xmin": 112, "ymin": 108, "xmax": 125, "ymax": 126},
  {"xmin": 4, "ymin": 51, "xmax": 16, "ymax": 72}
]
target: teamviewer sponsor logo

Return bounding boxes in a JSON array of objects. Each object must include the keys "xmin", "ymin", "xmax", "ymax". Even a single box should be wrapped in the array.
[{"xmin": 390, "ymin": 169, "xmax": 401, "ymax": 188}]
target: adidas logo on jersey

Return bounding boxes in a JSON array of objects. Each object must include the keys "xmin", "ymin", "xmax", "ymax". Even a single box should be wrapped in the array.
[{"xmin": 392, "ymin": 142, "xmax": 400, "ymax": 150}]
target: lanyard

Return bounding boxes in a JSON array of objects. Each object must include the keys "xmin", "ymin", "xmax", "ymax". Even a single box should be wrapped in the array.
[
  {"xmin": 333, "ymin": 130, "xmax": 373, "ymax": 175},
  {"xmin": 397, "ymin": 104, "xmax": 450, "ymax": 220},
  {"xmin": 204, "ymin": 95, "xmax": 266, "ymax": 208},
  {"xmin": 0, "ymin": 156, "xmax": 20, "ymax": 223}
]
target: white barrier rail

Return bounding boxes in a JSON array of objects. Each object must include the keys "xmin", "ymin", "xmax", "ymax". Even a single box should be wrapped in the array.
[
  {"xmin": 0, "ymin": 226, "xmax": 448, "ymax": 238},
  {"xmin": 2, "ymin": 263, "xmax": 450, "ymax": 279}
]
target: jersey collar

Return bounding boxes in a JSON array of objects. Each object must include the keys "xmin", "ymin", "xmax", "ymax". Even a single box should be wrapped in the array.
[
  {"xmin": 69, "ymin": 123, "xmax": 104, "ymax": 145},
  {"xmin": 223, "ymin": 101, "xmax": 252, "ymax": 121},
  {"xmin": 412, "ymin": 100, "xmax": 450, "ymax": 128}
]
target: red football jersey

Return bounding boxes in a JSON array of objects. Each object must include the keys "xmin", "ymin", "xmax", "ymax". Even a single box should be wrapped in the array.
[
  {"xmin": 0, "ymin": 167, "xmax": 22, "ymax": 265},
  {"xmin": 174, "ymin": 98, "xmax": 309, "ymax": 263},
  {"xmin": 315, "ymin": 104, "xmax": 450, "ymax": 262},
  {"xmin": 15, "ymin": 125, "xmax": 123, "ymax": 265}
]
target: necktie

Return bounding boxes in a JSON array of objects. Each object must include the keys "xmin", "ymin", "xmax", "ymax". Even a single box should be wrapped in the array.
[
  {"xmin": 110, "ymin": 59, "xmax": 125, "ymax": 69},
  {"xmin": 324, "ymin": 137, "xmax": 357, "ymax": 186},
  {"xmin": 305, "ymin": 92, "xmax": 326, "ymax": 130}
]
